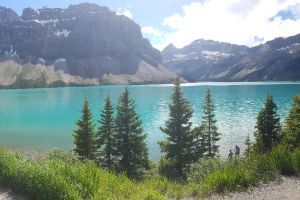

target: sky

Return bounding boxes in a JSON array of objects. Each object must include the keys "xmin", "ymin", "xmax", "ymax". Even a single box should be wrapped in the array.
[{"xmin": 1, "ymin": 0, "xmax": 300, "ymax": 50}]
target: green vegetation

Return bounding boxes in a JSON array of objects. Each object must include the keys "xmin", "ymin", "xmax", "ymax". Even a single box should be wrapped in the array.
[
  {"xmin": 253, "ymin": 95, "xmax": 281, "ymax": 154},
  {"xmin": 196, "ymin": 88, "xmax": 220, "ymax": 157},
  {"xmin": 8, "ymin": 71, "xmax": 48, "ymax": 89},
  {"xmin": 0, "ymin": 149, "xmax": 198, "ymax": 200},
  {"xmin": 189, "ymin": 147, "xmax": 300, "ymax": 194},
  {"xmin": 114, "ymin": 88, "xmax": 149, "ymax": 179},
  {"xmin": 73, "ymin": 98, "xmax": 96, "ymax": 160},
  {"xmin": 73, "ymin": 89, "xmax": 149, "ymax": 180},
  {"xmin": 282, "ymin": 95, "xmax": 300, "ymax": 150},
  {"xmin": 0, "ymin": 147, "xmax": 299, "ymax": 200},
  {"xmin": 96, "ymin": 96, "xmax": 117, "ymax": 170},
  {"xmin": 1, "ymin": 78, "xmax": 300, "ymax": 199},
  {"xmin": 49, "ymin": 80, "xmax": 67, "ymax": 88},
  {"xmin": 159, "ymin": 77, "xmax": 195, "ymax": 180}
]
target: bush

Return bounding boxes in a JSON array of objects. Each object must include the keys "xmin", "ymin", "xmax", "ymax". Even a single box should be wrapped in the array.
[
  {"xmin": 158, "ymin": 156, "xmax": 178, "ymax": 180},
  {"xmin": 292, "ymin": 148, "xmax": 300, "ymax": 172},
  {"xmin": 268, "ymin": 146, "xmax": 295, "ymax": 175},
  {"xmin": 198, "ymin": 154, "xmax": 279, "ymax": 194},
  {"xmin": 246, "ymin": 154, "xmax": 278, "ymax": 183},
  {"xmin": 203, "ymin": 166, "xmax": 251, "ymax": 193},
  {"xmin": 188, "ymin": 158, "xmax": 225, "ymax": 183}
]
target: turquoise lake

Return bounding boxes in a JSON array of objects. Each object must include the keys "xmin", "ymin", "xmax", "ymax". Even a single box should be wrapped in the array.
[{"xmin": 0, "ymin": 82, "xmax": 299, "ymax": 160}]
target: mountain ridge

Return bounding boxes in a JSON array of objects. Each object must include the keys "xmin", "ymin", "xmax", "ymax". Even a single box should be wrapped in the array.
[
  {"xmin": 162, "ymin": 34, "xmax": 300, "ymax": 81},
  {"xmin": 0, "ymin": 3, "xmax": 178, "ymax": 87}
]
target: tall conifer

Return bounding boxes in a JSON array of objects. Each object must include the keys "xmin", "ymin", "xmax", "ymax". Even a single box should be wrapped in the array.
[
  {"xmin": 282, "ymin": 95, "xmax": 300, "ymax": 150},
  {"xmin": 159, "ymin": 77, "xmax": 194, "ymax": 180},
  {"xmin": 200, "ymin": 88, "xmax": 220, "ymax": 157},
  {"xmin": 96, "ymin": 96, "xmax": 116, "ymax": 170},
  {"xmin": 254, "ymin": 95, "xmax": 281, "ymax": 153},
  {"xmin": 73, "ymin": 98, "xmax": 96, "ymax": 160},
  {"xmin": 115, "ymin": 88, "xmax": 149, "ymax": 179}
]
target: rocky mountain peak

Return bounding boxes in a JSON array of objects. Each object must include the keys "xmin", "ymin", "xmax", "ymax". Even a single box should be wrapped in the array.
[
  {"xmin": 0, "ymin": 6, "xmax": 19, "ymax": 23},
  {"xmin": 0, "ymin": 3, "xmax": 177, "ymax": 85},
  {"xmin": 163, "ymin": 35, "xmax": 300, "ymax": 82},
  {"xmin": 21, "ymin": 7, "xmax": 39, "ymax": 21}
]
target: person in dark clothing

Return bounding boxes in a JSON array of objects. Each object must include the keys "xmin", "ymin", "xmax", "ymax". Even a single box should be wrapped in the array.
[
  {"xmin": 234, "ymin": 145, "xmax": 240, "ymax": 156},
  {"xmin": 228, "ymin": 150, "xmax": 233, "ymax": 160}
]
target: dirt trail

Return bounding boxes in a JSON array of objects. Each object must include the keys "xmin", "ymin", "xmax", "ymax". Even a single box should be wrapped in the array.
[{"xmin": 206, "ymin": 176, "xmax": 300, "ymax": 200}]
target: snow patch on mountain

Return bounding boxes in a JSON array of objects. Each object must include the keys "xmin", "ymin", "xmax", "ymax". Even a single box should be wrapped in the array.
[{"xmin": 54, "ymin": 29, "xmax": 71, "ymax": 38}]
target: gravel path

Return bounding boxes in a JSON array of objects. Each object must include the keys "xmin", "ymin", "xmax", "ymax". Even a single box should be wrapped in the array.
[
  {"xmin": 206, "ymin": 176, "xmax": 300, "ymax": 200},
  {"xmin": 0, "ymin": 176, "xmax": 299, "ymax": 200},
  {"xmin": 0, "ymin": 188, "xmax": 25, "ymax": 200}
]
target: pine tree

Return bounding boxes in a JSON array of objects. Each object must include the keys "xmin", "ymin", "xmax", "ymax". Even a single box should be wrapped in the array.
[
  {"xmin": 73, "ymin": 98, "xmax": 96, "ymax": 160},
  {"xmin": 282, "ymin": 95, "xmax": 300, "ymax": 150},
  {"xmin": 115, "ymin": 88, "xmax": 149, "ymax": 179},
  {"xmin": 96, "ymin": 96, "xmax": 116, "ymax": 170},
  {"xmin": 244, "ymin": 135, "xmax": 253, "ymax": 156},
  {"xmin": 192, "ymin": 125, "xmax": 206, "ymax": 160},
  {"xmin": 254, "ymin": 95, "xmax": 281, "ymax": 154},
  {"xmin": 159, "ymin": 77, "xmax": 194, "ymax": 180},
  {"xmin": 200, "ymin": 88, "xmax": 220, "ymax": 157}
]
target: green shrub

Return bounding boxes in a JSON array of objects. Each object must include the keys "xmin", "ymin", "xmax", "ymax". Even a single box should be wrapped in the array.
[
  {"xmin": 203, "ymin": 166, "xmax": 251, "ymax": 193},
  {"xmin": 247, "ymin": 154, "xmax": 278, "ymax": 183},
  {"xmin": 200, "ymin": 154, "xmax": 279, "ymax": 194},
  {"xmin": 188, "ymin": 158, "xmax": 225, "ymax": 183},
  {"xmin": 292, "ymin": 148, "xmax": 300, "ymax": 172},
  {"xmin": 268, "ymin": 146, "xmax": 295, "ymax": 175},
  {"xmin": 158, "ymin": 156, "xmax": 177, "ymax": 179}
]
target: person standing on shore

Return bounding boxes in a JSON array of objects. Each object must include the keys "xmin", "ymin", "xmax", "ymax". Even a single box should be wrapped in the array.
[
  {"xmin": 228, "ymin": 150, "xmax": 233, "ymax": 160},
  {"xmin": 234, "ymin": 145, "xmax": 240, "ymax": 157}
]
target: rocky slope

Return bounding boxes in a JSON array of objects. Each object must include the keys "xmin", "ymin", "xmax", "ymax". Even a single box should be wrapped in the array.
[
  {"xmin": 0, "ymin": 3, "xmax": 178, "ymax": 87},
  {"xmin": 162, "ymin": 34, "xmax": 300, "ymax": 82}
]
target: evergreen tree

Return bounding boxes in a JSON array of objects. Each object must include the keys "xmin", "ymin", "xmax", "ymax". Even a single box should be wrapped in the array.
[
  {"xmin": 96, "ymin": 96, "xmax": 116, "ymax": 170},
  {"xmin": 159, "ymin": 77, "xmax": 194, "ymax": 180},
  {"xmin": 200, "ymin": 88, "xmax": 220, "ymax": 157},
  {"xmin": 115, "ymin": 88, "xmax": 149, "ymax": 179},
  {"xmin": 192, "ymin": 125, "xmax": 206, "ymax": 160},
  {"xmin": 73, "ymin": 98, "xmax": 96, "ymax": 160},
  {"xmin": 282, "ymin": 95, "xmax": 300, "ymax": 150},
  {"xmin": 244, "ymin": 135, "xmax": 253, "ymax": 156},
  {"xmin": 254, "ymin": 95, "xmax": 281, "ymax": 153}
]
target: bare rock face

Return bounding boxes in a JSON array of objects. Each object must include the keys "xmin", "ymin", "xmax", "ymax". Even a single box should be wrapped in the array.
[
  {"xmin": 21, "ymin": 7, "xmax": 39, "ymax": 21},
  {"xmin": 0, "ymin": 6, "xmax": 19, "ymax": 23},
  {"xmin": 0, "ymin": 3, "xmax": 175, "ymax": 85}
]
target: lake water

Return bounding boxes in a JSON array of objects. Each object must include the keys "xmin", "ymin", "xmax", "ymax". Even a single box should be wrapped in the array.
[{"xmin": 0, "ymin": 82, "xmax": 299, "ymax": 160}]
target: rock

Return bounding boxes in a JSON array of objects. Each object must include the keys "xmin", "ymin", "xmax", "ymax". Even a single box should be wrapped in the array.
[
  {"xmin": 0, "ymin": 3, "xmax": 176, "ymax": 86},
  {"xmin": 21, "ymin": 7, "xmax": 39, "ymax": 21},
  {"xmin": 0, "ymin": 6, "xmax": 19, "ymax": 23}
]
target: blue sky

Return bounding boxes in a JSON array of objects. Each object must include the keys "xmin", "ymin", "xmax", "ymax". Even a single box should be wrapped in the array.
[
  {"xmin": 0, "ymin": 0, "xmax": 195, "ymax": 28},
  {"xmin": 1, "ymin": 0, "xmax": 300, "ymax": 50}
]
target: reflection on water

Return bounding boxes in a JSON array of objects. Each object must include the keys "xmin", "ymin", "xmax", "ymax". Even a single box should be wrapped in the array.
[{"xmin": 0, "ymin": 83, "xmax": 299, "ymax": 160}]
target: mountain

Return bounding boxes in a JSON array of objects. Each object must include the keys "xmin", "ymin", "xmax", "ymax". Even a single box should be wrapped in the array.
[
  {"xmin": 0, "ymin": 3, "xmax": 178, "ymax": 87},
  {"xmin": 162, "ymin": 35, "xmax": 300, "ymax": 81}
]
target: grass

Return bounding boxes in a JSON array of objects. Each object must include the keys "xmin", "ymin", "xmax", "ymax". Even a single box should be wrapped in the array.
[
  {"xmin": 0, "ymin": 149, "xmax": 198, "ymax": 200},
  {"xmin": 188, "ymin": 146, "xmax": 300, "ymax": 194},
  {"xmin": 0, "ymin": 147, "xmax": 299, "ymax": 200}
]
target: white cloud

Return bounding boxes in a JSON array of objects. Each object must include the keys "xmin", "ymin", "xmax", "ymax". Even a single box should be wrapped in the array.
[
  {"xmin": 116, "ymin": 8, "xmax": 133, "ymax": 19},
  {"xmin": 148, "ymin": 0, "xmax": 300, "ymax": 50},
  {"xmin": 142, "ymin": 26, "xmax": 164, "ymax": 37}
]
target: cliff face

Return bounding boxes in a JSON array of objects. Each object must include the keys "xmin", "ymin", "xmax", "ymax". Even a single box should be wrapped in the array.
[
  {"xmin": 0, "ymin": 3, "xmax": 177, "ymax": 86},
  {"xmin": 162, "ymin": 35, "xmax": 300, "ymax": 81}
]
